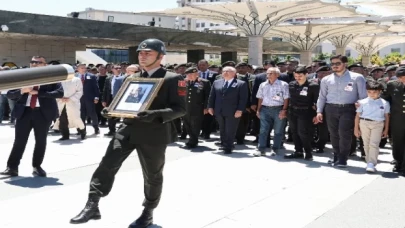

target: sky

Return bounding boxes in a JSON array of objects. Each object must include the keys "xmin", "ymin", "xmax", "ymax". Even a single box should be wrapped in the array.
[{"xmin": 0, "ymin": 0, "xmax": 178, "ymax": 17}]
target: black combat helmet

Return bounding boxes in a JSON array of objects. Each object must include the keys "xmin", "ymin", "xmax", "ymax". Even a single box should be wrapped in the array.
[{"xmin": 136, "ymin": 39, "xmax": 166, "ymax": 55}]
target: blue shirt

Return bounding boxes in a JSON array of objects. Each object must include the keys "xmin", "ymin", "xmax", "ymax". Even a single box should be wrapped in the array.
[
  {"xmin": 356, "ymin": 97, "xmax": 390, "ymax": 122},
  {"xmin": 317, "ymin": 70, "xmax": 367, "ymax": 113}
]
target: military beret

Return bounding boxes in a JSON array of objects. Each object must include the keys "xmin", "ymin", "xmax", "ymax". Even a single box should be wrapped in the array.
[
  {"xmin": 385, "ymin": 62, "xmax": 396, "ymax": 67},
  {"xmin": 316, "ymin": 66, "xmax": 331, "ymax": 72},
  {"xmin": 208, "ymin": 64, "xmax": 219, "ymax": 68},
  {"xmin": 348, "ymin": 63, "xmax": 363, "ymax": 70},
  {"xmin": 386, "ymin": 65, "xmax": 398, "ymax": 72},
  {"xmin": 222, "ymin": 61, "xmax": 236, "ymax": 68},
  {"xmin": 276, "ymin": 61, "xmax": 286, "ymax": 66},
  {"xmin": 263, "ymin": 60, "xmax": 276, "ymax": 66},
  {"xmin": 120, "ymin": 61, "xmax": 130, "ymax": 65},
  {"xmin": 184, "ymin": 67, "xmax": 198, "ymax": 74},
  {"xmin": 294, "ymin": 66, "xmax": 308, "ymax": 74},
  {"xmin": 235, "ymin": 62, "xmax": 248, "ymax": 68},
  {"xmin": 370, "ymin": 67, "xmax": 385, "ymax": 73},
  {"xmin": 396, "ymin": 67, "xmax": 405, "ymax": 77}
]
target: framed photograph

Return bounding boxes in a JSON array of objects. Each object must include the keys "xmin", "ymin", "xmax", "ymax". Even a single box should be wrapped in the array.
[{"xmin": 107, "ymin": 77, "xmax": 164, "ymax": 118}]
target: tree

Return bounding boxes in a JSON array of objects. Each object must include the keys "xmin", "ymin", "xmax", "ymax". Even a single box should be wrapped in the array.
[
  {"xmin": 383, "ymin": 52, "xmax": 403, "ymax": 65},
  {"xmin": 271, "ymin": 55, "xmax": 280, "ymax": 64},
  {"xmin": 314, "ymin": 53, "xmax": 331, "ymax": 61},
  {"xmin": 371, "ymin": 54, "xmax": 384, "ymax": 66},
  {"xmin": 208, "ymin": 59, "xmax": 221, "ymax": 66},
  {"xmin": 347, "ymin": 57, "xmax": 356, "ymax": 65}
]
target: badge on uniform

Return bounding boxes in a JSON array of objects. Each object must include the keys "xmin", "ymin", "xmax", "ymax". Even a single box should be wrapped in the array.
[
  {"xmin": 344, "ymin": 82, "xmax": 353, "ymax": 91},
  {"xmin": 86, "ymin": 76, "xmax": 90, "ymax": 80},
  {"xmin": 194, "ymin": 82, "xmax": 200, "ymax": 87},
  {"xmin": 231, "ymin": 83, "xmax": 237, "ymax": 88},
  {"xmin": 178, "ymin": 80, "xmax": 187, "ymax": 96},
  {"xmin": 380, "ymin": 106, "xmax": 384, "ymax": 110},
  {"xmin": 300, "ymin": 87, "xmax": 308, "ymax": 96},
  {"xmin": 272, "ymin": 92, "xmax": 282, "ymax": 101},
  {"xmin": 208, "ymin": 73, "xmax": 213, "ymax": 78}
]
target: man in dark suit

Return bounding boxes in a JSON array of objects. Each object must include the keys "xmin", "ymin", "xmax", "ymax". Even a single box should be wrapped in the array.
[
  {"xmin": 183, "ymin": 67, "xmax": 211, "ymax": 148},
  {"xmin": 76, "ymin": 64, "xmax": 100, "ymax": 134},
  {"xmin": 101, "ymin": 64, "xmax": 125, "ymax": 136},
  {"xmin": 70, "ymin": 39, "xmax": 186, "ymax": 228},
  {"xmin": 0, "ymin": 56, "xmax": 64, "ymax": 177},
  {"xmin": 198, "ymin": 59, "xmax": 219, "ymax": 139},
  {"xmin": 208, "ymin": 66, "xmax": 248, "ymax": 154}
]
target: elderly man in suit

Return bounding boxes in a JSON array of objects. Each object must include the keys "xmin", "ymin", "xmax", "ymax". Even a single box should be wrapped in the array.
[
  {"xmin": 0, "ymin": 56, "xmax": 64, "ymax": 177},
  {"xmin": 208, "ymin": 66, "xmax": 248, "ymax": 154},
  {"xmin": 76, "ymin": 64, "xmax": 100, "ymax": 135}
]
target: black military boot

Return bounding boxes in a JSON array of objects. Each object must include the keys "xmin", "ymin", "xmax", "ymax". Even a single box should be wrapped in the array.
[
  {"xmin": 70, "ymin": 195, "xmax": 101, "ymax": 224},
  {"xmin": 128, "ymin": 208, "xmax": 154, "ymax": 228}
]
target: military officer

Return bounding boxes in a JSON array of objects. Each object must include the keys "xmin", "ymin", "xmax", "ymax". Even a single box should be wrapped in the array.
[
  {"xmin": 182, "ymin": 67, "xmax": 211, "ymax": 148},
  {"xmin": 70, "ymin": 38, "xmax": 187, "ymax": 228},
  {"xmin": 381, "ymin": 67, "xmax": 405, "ymax": 176},
  {"xmin": 284, "ymin": 66, "xmax": 319, "ymax": 160},
  {"xmin": 235, "ymin": 62, "xmax": 253, "ymax": 144}
]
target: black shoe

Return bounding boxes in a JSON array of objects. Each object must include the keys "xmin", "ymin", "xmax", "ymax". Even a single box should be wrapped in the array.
[
  {"xmin": 128, "ymin": 208, "xmax": 153, "ymax": 228},
  {"xmin": 315, "ymin": 148, "xmax": 324, "ymax": 153},
  {"xmin": 284, "ymin": 152, "xmax": 304, "ymax": 159},
  {"xmin": 0, "ymin": 168, "xmax": 18, "ymax": 177},
  {"xmin": 328, "ymin": 156, "xmax": 338, "ymax": 165},
  {"xmin": 94, "ymin": 128, "xmax": 100, "ymax": 135},
  {"xmin": 214, "ymin": 142, "xmax": 223, "ymax": 146},
  {"xmin": 204, "ymin": 135, "xmax": 210, "ymax": 140},
  {"xmin": 58, "ymin": 137, "xmax": 69, "ymax": 141},
  {"xmin": 33, "ymin": 166, "xmax": 47, "ymax": 177},
  {"xmin": 236, "ymin": 140, "xmax": 244, "ymax": 145},
  {"xmin": 104, "ymin": 132, "xmax": 115, "ymax": 137},
  {"xmin": 224, "ymin": 150, "xmax": 232, "ymax": 154},
  {"xmin": 80, "ymin": 130, "xmax": 86, "ymax": 140},
  {"xmin": 184, "ymin": 143, "xmax": 197, "ymax": 149},
  {"xmin": 70, "ymin": 196, "xmax": 101, "ymax": 224},
  {"xmin": 393, "ymin": 166, "xmax": 402, "ymax": 173},
  {"xmin": 390, "ymin": 160, "xmax": 397, "ymax": 165},
  {"xmin": 304, "ymin": 153, "xmax": 313, "ymax": 161}
]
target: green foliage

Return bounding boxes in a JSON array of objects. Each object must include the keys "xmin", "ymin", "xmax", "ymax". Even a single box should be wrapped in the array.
[
  {"xmin": 271, "ymin": 55, "xmax": 280, "ymax": 64},
  {"xmin": 371, "ymin": 54, "xmax": 384, "ymax": 66},
  {"xmin": 347, "ymin": 57, "xmax": 356, "ymax": 65},
  {"xmin": 242, "ymin": 57, "xmax": 248, "ymax": 63},
  {"xmin": 314, "ymin": 53, "xmax": 331, "ymax": 61},
  {"xmin": 208, "ymin": 59, "xmax": 221, "ymax": 66},
  {"xmin": 383, "ymin": 52, "xmax": 405, "ymax": 65}
]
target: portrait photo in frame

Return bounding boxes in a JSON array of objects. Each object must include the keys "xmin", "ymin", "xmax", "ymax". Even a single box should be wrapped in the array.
[{"xmin": 107, "ymin": 77, "xmax": 164, "ymax": 118}]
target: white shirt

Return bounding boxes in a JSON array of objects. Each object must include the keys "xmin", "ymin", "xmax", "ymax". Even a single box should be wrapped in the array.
[
  {"xmin": 25, "ymin": 86, "xmax": 40, "ymax": 107},
  {"xmin": 199, "ymin": 70, "xmax": 210, "ymax": 79},
  {"xmin": 223, "ymin": 79, "xmax": 234, "ymax": 88},
  {"xmin": 111, "ymin": 75, "xmax": 119, "ymax": 95},
  {"xmin": 256, "ymin": 79, "xmax": 289, "ymax": 106},
  {"xmin": 0, "ymin": 90, "xmax": 8, "ymax": 95}
]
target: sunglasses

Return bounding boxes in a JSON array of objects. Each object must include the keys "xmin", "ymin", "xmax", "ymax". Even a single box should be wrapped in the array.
[
  {"xmin": 330, "ymin": 62, "xmax": 342, "ymax": 66},
  {"xmin": 30, "ymin": 61, "xmax": 45, "ymax": 64}
]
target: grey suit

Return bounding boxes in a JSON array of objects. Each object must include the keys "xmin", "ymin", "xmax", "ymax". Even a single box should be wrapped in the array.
[{"xmin": 208, "ymin": 78, "xmax": 248, "ymax": 151}]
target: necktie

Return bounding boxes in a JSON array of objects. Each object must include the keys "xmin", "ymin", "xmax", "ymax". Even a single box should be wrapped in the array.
[
  {"xmin": 222, "ymin": 81, "xmax": 229, "ymax": 93},
  {"xmin": 30, "ymin": 86, "xmax": 39, "ymax": 109},
  {"xmin": 81, "ymin": 75, "xmax": 85, "ymax": 84},
  {"xmin": 142, "ymin": 71, "xmax": 149, "ymax": 78}
]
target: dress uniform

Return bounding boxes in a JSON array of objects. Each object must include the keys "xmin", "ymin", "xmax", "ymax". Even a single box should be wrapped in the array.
[
  {"xmin": 70, "ymin": 39, "xmax": 187, "ymax": 228},
  {"xmin": 235, "ymin": 62, "xmax": 253, "ymax": 144},
  {"xmin": 284, "ymin": 66, "xmax": 319, "ymax": 160},
  {"xmin": 183, "ymin": 67, "xmax": 211, "ymax": 148},
  {"xmin": 381, "ymin": 67, "xmax": 405, "ymax": 176}
]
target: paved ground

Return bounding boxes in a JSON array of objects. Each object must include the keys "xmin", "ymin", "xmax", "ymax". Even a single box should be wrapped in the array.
[{"xmin": 0, "ymin": 122, "xmax": 404, "ymax": 228}]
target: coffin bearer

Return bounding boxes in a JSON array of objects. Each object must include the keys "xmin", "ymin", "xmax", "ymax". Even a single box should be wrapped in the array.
[
  {"xmin": 70, "ymin": 38, "xmax": 186, "ymax": 228},
  {"xmin": 182, "ymin": 67, "xmax": 211, "ymax": 148},
  {"xmin": 0, "ymin": 56, "xmax": 64, "ymax": 177},
  {"xmin": 52, "ymin": 76, "xmax": 86, "ymax": 140}
]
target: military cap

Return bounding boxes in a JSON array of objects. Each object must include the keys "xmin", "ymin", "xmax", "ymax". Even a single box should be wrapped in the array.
[
  {"xmin": 385, "ymin": 62, "xmax": 396, "ymax": 67},
  {"xmin": 174, "ymin": 63, "xmax": 187, "ymax": 70},
  {"xmin": 348, "ymin": 63, "xmax": 363, "ymax": 70},
  {"xmin": 370, "ymin": 67, "xmax": 385, "ymax": 73},
  {"xmin": 184, "ymin": 67, "xmax": 198, "ymax": 74},
  {"xmin": 120, "ymin": 61, "xmax": 130, "ymax": 65},
  {"xmin": 235, "ymin": 62, "xmax": 248, "ymax": 68},
  {"xmin": 263, "ymin": 60, "xmax": 276, "ymax": 66},
  {"xmin": 316, "ymin": 66, "xmax": 331, "ymax": 72},
  {"xmin": 166, "ymin": 65, "xmax": 174, "ymax": 70},
  {"xmin": 294, "ymin": 66, "xmax": 308, "ymax": 74},
  {"xmin": 222, "ymin": 61, "xmax": 236, "ymax": 68},
  {"xmin": 136, "ymin": 38, "xmax": 166, "ymax": 55},
  {"xmin": 208, "ymin": 64, "xmax": 219, "ymax": 68},
  {"xmin": 386, "ymin": 65, "xmax": 398, "ymax": 72},
  {"xmin": 276, "ymin": 61, "xmax": 286, "ymax": 66},
  {"xmin": 396, "ymin": 67, "xmax": 405, "ymax": 77}
]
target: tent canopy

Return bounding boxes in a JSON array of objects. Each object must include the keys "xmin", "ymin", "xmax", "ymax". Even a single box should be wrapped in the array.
[
  {"xmin": 347, "ymin": 0, "xmax": 405, "ymax": 16},
  {"xmin": 348, "ymin": 35, "xmax": 405, "ymax": 55}
]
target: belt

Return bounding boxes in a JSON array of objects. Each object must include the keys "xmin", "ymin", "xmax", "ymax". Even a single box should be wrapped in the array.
[
  {"xmin": 326, "ymin": 103, "xmax": 354, "ymax": 107},
  {"xmin": 360, "ymin": 118, "xmax": 380, "ymax": 122},
  {"xmin": 290, "ymin": 106, "xmax": 310, "ymax": 110},
  {"xmin": 262, "ymin": 105, "xmax": 283, "ymax": 109}
]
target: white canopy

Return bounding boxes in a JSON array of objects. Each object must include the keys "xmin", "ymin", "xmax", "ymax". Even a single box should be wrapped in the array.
[
  {"xmin": 347, "ymin": 0, "xmax": 405, "ymax": 16},
  {"xmin": 348, "ymin": 35, "xmax": 405, "ymax": 56},
  {"xmin": 389, "ymin": 24, "xmax": 405, "ymax": 33},
  {"xmin": 141, "ymin": 0, "xmax": 361, "ymax": 36}
]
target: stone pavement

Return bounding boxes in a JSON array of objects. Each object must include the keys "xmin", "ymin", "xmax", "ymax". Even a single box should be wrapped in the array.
[{"xmin": 0, "ymin": 123, "xmax": 404, "ymax": 228}]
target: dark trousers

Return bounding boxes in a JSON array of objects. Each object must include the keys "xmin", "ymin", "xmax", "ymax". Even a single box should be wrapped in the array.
[
  {"xmin": 59, "ymin": 106, "xmax": 70, "ymax": 138},
  {"xmin": 236, "ymin": 112, "xmax": 250, "ymax": 143},
  {"xmin": 7, "ymin": 108, "xmax": 52, "ymax": 169},
  {"xmin": 288, "ymin": 108, "xmax": 314, "ymax": 153},
  {"xmin": 96, "ymin": 102, "xmax": 106, "ymax": 125},
  {"xmin": 391, "ymin": 115, "xmax": 405, "ymax": 170},
  {"xmin": 325, "ymin": 104, "xmax": 356, "ymax": 163},
  {"xmin": 315, "ymin": 112, "xmax": 329, "ymax": 150},
  {"xmin": 216, "ymin": 115, "xmax": 240, "ymax": 150},
  {"xmin": 202, "ymin": 114, "xmax": 214, "ymax": 137},
  {"xmin": 173, "ymin": 118, "xmax": 182, "ymax": 134},
  {"xmin": 183, "ymin": 114, "xmax": 203, "ymax": 145},
  {"xmin": 89, "ymin": 135, "xmax": 166, "ymax": 209},
  {"xmin": 107, "ymin": 118, "xmax": 118, "ymax": 133},
  {"xmin": 80, "ymin": 99, "xmax": 99, "ymax": 129}
]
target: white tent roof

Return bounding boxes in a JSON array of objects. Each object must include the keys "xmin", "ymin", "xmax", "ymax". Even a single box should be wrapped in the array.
[
  {"xmin": 389, "ymin": 24, "xmax": 405, "ymax": 33},
  {"xmin": 264, "ymin": 23, "xmax": 387, "ymax": 50},
  {"xmin": 348, "ymin": 35, "xmax": 405, "ymax": 55},
  {"xmin": 140, "ymin": 0, "xmax": 361, "ymax": 36},
  {"xmin": 347, "ymin": 0, "xmax": 405, "ymax": 16}
]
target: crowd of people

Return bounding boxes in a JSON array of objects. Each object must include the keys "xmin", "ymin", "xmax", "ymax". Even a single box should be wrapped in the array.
[{"xmin": 0, "ymin": 37, "xmax": 405, "ymax": 227}]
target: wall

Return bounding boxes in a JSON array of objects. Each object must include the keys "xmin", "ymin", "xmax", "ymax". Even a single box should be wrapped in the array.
[{"xmin": 0, "ymin": 39, "xmax": 86, "ymax": 66}]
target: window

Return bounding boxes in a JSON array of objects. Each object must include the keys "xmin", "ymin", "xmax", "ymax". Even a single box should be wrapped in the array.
[
  {"xmin": 196, "ymin": 23, "xmax": 200, "ymax": 28},
  {"xmin": 159, "ymin": 17, "xmax": 161, "ymax": 22},
  {"xmin": 345, "ymin": 50, "xmax": 351, "ymax": 57},
  {"xmin": 391, "ymin": 48, "xmax": 401, "ymax": 53},
  {"xmin": 107, "ymin": 16, "xmax": 114, "ymax": 22},
  {"xmin": 225, "ymin": 23, "xmax": 229, "ymax": 25},
  {"xmin": 201, "ymin": 23, "xmax": 205, "ymax": 27},
  {"xmin": 210, "ymin": 23, "xmax": 214, "ymax": 26}
]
